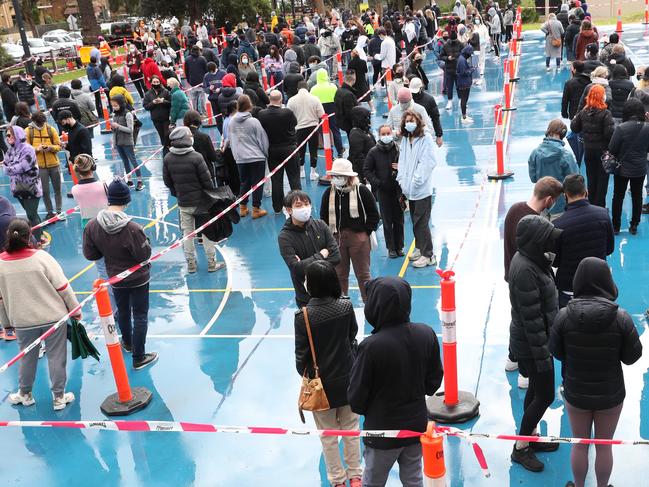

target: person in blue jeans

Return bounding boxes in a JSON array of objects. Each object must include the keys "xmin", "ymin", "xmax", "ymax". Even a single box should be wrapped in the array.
[
  {"xmin": 82, "ymin": 178, "xmax": 158, "ymax": 370},
  {"xmin": 110, "ymin": 95, "xmax": 144, "ymax": 191}
]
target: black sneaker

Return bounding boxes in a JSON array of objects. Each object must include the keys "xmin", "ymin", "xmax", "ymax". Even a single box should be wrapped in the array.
[
  {"xmin": 133, "ymin": 352, "xmax": 158, "ymax": 370},
  {"xmin": 135, "ymin": 181, "xmax": 144, "ymax": 191},
  {"xmin": 511, "ymin": 445, "xmax": 544, "ymax": 472},
  {"xmin": 45, "ymin": 212, "xmax": 56, "ymax": 220},
  {"xmin": 630, "ymin": 224, "xmax": 638, "ymax": 235},
  {"xmin": 388, "ymin": 250, "xmax": 398, "ymax": 259},
  {"xmin": 396, "ymin": 249, "xmax": 405, "ymax": 257},
  {"xmin": 642, "ymin": 204, "xmax": 649, "ymax": 214},
  {"xmin": 565, "ymin": 482, "xmax": 575, "ymax": 487},
  {"xmin": 530, "ymin": 441, "xmax": 559, "ymax": 452},
  {"xmin": 126, "ymin": 180, "xmax": 134, "ymax": 187},
  {"xmin": 120, "ymin": 339, "xmax": 132, "ymax": 353}
]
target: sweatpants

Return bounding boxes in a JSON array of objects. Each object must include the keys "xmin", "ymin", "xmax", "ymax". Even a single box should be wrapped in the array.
[
  {"xmin": 409, "ymin": 196, "xmax": 433, "ymax": 258},
  {"xmin": 377, "ymin": 190, "xmax": 404, "ymax": 252},
  {"xmin": 363, "ymin": 443, "xmax": 423, "ymax": 487},
  {"xmin": 458, "ymin": 87, "xmax": 471, "ymax": 116},
  {"xmin": 492, "ymin": 33, "xmax": 501, "ymax": 56},
  {"xmin": 312, "ymin": 405, "xmax": 363, "ymax": 485},
  {"xmin": 584, "ymin": 148, "xmax": 608, "ymax": 208},
  {"xmin": 517, "ymin": 359, "xmax": 555, "ymax": 436},
  {"xmin": 39, "ymin": 165, "xmax": 62, "ymax": 214},
  {"xmin": 296, "ymin": 126, "xmax": 319, "ymax": 168},
  {"xmin": 179, "ymin": 206, "xmax": 217, "ymax": 263},
  {"xmin": 566, "ymin": 401, "xmax": 623, "ymax": 487},
  {"xmin": 113, "ymin": 283, "xmax": 149, "ymax": 362},
  {"xmin": 16, "ymin": 323, "xmax": 67, "ymax": 397},
  {"xmin": 237, "ymin": 160, "xmax": 266, "ymax": 208},
  {"xmin": 335, "ymin": 229, "xmax": 371, "ymax": 301},
  {"xmin": 268, "ymin": 146, "xmax": 301, "ymax": 213}
]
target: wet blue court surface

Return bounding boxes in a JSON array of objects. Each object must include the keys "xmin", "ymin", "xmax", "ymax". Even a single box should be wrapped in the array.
[{"xmin": 1, "ymin": 24, "xmax": 649, "ymax": 486}]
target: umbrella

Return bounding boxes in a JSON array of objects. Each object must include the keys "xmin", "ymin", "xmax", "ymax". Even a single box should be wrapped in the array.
[{"xmin": 68, "ymin": 319, "xmax": 101, "ymax": 361}]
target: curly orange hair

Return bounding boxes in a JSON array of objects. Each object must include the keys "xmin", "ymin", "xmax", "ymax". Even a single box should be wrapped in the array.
[{"xmin": 585, "ymin": 84, "xmax": 607, "ymax": 111}]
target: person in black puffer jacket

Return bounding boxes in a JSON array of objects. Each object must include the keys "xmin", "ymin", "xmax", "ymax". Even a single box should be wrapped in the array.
[
  {"xmin": 609, "ymin": 98, "xmax": 649, "ymax": 234},
  {"xmin": 142, "ymin": 75, "xmax": 171, "ymax": 155},
  {"xmin": 294, "ymin": 260, "xmax": 362, "ymax": 487},
  {"xmin": 508, "ymin": 215, "xmax": 562, "ymax": 473},
  {"xmin": 184, "ymin": 110, "xmax": 218, "ymax": 181},
  {"xmin": 348, "ymin": 106, "xmax": 375, "ymax": 179},
  {"xmin": 364, "ymin": 125, "xmax": 404, "ymax": 257},
  {"xmin": 606, "ymin": 44, "xmax": 635, "ymax": 77},
  {"xmin": 550, "ymin": 257, "xmax": 641, "ymax": 487},
  {"xmin": 51, "ymin": 86, "xmax": 81, "ymax": 133},
  {"xmin": 282, "ymin": 61, "xmax": 303, "ymax": 101},
  {"xmin": 348, "ymin": 276, "xmax": 443, "ymax": 485},
  {"xmin": 243, "ymin": 71, "xmax": 270, "ymax": 108},
  {"xmin": 608, "ymin": 65, "xmax": 635, "ymax": 120},
  {"xmin": 570, "ymin": 85, "xmax": 614, "ymax": 207},
  {"xmin": 13, "ymin": 72, "xmax": 35, "ymax": 108},
  {"xmin": 440, "ymin": 31, "xmax": 463, "ymax": 107},
  {"xmin": 561, "ymin": 61, "xmax": 590, "ymax": 120}
]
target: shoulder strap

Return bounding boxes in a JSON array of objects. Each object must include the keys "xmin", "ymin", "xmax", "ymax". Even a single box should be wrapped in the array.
[
  {"xmin": 26, "ymin": 126, "xmax": 33, "ymax": 145},
  {"xmin": 302, "ymin": 307, "xmax": 320, "ymax": 375},
  {"xmin": 47, "ymin": 124, "xmax": 53, "ymax": 142}
]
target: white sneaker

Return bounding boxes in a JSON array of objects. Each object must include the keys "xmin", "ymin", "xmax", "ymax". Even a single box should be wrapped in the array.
[
  {"xmin": 38, "ymin": 342, "xmax": 46, "ymax": 359},
  {"xmin": 445, "ymin": 100, "xmax": 453, "ymax": 110},
  {"xmin": 57, "ymin": 212, "xmax": 66, "ymax": 221},
  {"xmin": 9, "ymin": 391, "xmax": 35, "ymax": 407},
  {"xmin": 505, "ymin": 358, "xmax": 519, "ymax": 372},
  {"xmin": 412, "ymin": 255, "xmax": 437, "ymax": 268},
  {"xmin": 300, "ymin": 167, "xmax": 305, "ymax": 178},
  {"xmin": 310, "ymin": 169, "xmax": 319, "ymax": 181},
  {"xmin": 546, "ymin": 66, "xmax": 551, "ymax": 72},
  {"xmin": 518, "ymin": 374, "xmax": 529, "ymax": 389},
  {"xmin": 408, "ymin": 248, "xmax": 422, "ymax": 261},
  {"xmin": 53, "ymin": 392, "xmax": 75, "ymax": 411},
  {"xmin": 461, "ymin": 116, "xmax": 474, "ymax": 124}
]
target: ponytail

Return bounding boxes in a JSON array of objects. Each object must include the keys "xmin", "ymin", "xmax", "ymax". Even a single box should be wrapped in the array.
[{"xmin": 5, "ymin": 218, "xmax": 32, "ymax": 253}]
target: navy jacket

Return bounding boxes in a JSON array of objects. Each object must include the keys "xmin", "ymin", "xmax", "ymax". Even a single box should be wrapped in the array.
[
  {"xmin": 184, "ymin": 53, "xmax": 208, "ymax": 86},
  {"xmin": 553, "ymin": 199, "xmax": 614, "ymax": 292}
]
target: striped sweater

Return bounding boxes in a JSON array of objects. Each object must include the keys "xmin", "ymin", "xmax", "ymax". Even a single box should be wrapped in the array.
[{"xmin": 0, "ymin": 249, "xmax": 79, "ymax": 329}]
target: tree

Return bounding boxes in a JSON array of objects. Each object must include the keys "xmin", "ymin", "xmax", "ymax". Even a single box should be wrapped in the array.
[
  {"xmin": 20, "ymin": 0, "xmax": 38, "ymax": 36},
  {"xmin": 139, "ymin": 0, "xmax": 271, "ymax": 26},
  {"xmin": 78, "ymin": 0, "xmax": 101, "ymax": 44}
]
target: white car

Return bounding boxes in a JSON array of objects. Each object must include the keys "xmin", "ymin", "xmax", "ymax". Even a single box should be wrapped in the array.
[
  {"xmin": 16, "ymin": 38, "xmax": 57, "ymax": 56},
  {"xmin": 42, "ymin": 33, "xmax": 80, "ymax": 49},
  {"xmin": 2, "ymin": 43, "xmax": 25, "ymax": 62}
]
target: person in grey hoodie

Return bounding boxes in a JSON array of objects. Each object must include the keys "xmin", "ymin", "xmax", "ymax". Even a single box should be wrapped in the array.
[
  {"xmin": 307, "ymin": 59, "xmax": 330, "ymax": 89},
  {"xmin": 225, "ymin": 94, "xmax": 269, "ymax": 219},
  {"xmin": 82, "ymin": 178, "xmax": 158, "ymax": 370}
]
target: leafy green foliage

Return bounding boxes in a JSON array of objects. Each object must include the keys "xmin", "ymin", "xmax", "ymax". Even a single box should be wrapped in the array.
[
  {"xmin": 0, "ymin": 44, "xmax": 15, "ymax": 68},
  {"xmin": 139, "ymin": 0, "xmax": 271, "ymax": 25}
]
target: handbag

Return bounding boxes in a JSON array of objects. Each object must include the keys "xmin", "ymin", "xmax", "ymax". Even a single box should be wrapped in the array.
[
  {"xmin": 601, "ymin": 151, "xmax": 620, "ymax": 175},
  {"xmin": 13, "ymin": 181, "xmax": 36, "ymax": 199},
  {"xmin": 551, "ymin": 37, "xmax": 561, "ymax": 48},
  {"xmin": 298, "ymin": 307, "xmax": 330, "ymax": 423}
]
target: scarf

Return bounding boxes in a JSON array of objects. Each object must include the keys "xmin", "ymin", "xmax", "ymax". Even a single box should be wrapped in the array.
[{"xmin": 328, "ymin": 177, "xmax": 360, "ymax": 233}]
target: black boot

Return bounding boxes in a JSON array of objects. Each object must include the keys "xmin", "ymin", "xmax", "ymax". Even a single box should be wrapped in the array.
[{"xmin": 511, "ymin": 445, "xmax": 544, "ymax": 472}]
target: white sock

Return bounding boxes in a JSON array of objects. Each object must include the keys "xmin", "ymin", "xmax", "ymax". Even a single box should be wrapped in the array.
[{"xmin": 515, "ymin": 440, "xmax": 529, "ymax": 450}]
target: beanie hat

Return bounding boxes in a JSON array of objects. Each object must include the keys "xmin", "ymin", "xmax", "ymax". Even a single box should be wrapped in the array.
[
  {"xmin": 107, "ymin": 178, "xmax": 131, "ymax": 206},
  {"xmin": 168, "ymin": 126, "xmax": 194, "ymax": 147},
  {"xmin": 222, "ymin": 73, "xmax": 237, "ymax": 88},
  {"xmin": 397, "ymin": 87, "xmax": 412, "ymax": 103}
]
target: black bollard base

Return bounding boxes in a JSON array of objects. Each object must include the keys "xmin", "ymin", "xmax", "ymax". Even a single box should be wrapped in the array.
[
  {"xmin": 427, "ymin": 390, "xmax": 480, "ymax": 423},
  {"xmin": 101, "ymin": 386, "xmax": 153, "ymax": 416},
  {"xmin": 487, "ymin": 169, "xmax": 514, "ymax": 180}
]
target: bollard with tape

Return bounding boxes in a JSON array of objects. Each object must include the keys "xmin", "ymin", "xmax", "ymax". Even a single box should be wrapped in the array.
[
  {"xmin": 318, "ymin": 114, "xmax": 334, "ymax": 186},
  {"xmin": 122, "ymin": 64, "xmax": 129, "ymax": 82},
  {"xmin": 421, "ymin": 422, "xmax": 447, "ymax": 487},
  {"xmin": 261, "ymin": 60, "xmax": 269, "ymax": 92},
  {"xmin": 616, "ymin": 7, "xmax": 624, "ymax": 36},
  {"xmin": 508, "ymin": 45, "xmax": 519, "ymax": 83},
  {"xmin": 204, "ymin": 100, "xmax": 217, "ymax": 127},
  {"xmin": 487, "ymin": 104, "xmax": 514, "ymax": 180},
  {"xmin": 336, "ymin": 51, "xmax": 343, "ymax": 86},
  {"xmin": 427, "ymin": 270, "xmax": 480, "ymax": 423},
  {"xmin": 644, "ymin": 0, "xmax": 649, "ymax": 25},
  {"xmin": 94, "ymin": 279, "xmax": 152, "ymax": 416},
  {"xmin": 99, "ymin": 88, "xmax": 112, "ymax": 134}
]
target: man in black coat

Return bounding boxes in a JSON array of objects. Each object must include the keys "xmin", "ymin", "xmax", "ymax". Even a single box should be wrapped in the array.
[
  {"xmin": 553, "ymin": 174, "xmax": 614, "ymax": 308},
  {"xmin": 348, "ymin": 276, "xmax": 443, "ymax": 485},
  {"xmin": 440, "ymin": 31, "xmax": 463, "ymax": 109},
  {"xmin": 52, "ymin": 86, "xmax": 82, "ymax": 133},
  {"xmin": 277, "ymin": 190, "xmax": 341, "ymax": 308},
  {"xmin": 184, "ymin": 45, "xmax": 208, "ymax": 115},
  {"xmin": 13, "ymin": 71, "xmax": 35, "ymax": 111},
  {"xmin": 162, "ymin": 126, "xmax": 223, "ymax": 274},
  {"xmin": 58, "ymin": 110, "xmax": 92, "ymax": 160},
  {"xmin": 406, "ymin": 52, "xmax": 429, "ymax": 90},
  {"xmin": 348, "ymin": 106, "xmax": 376, "ymax": 178},
  {"xmin": 508, "ymin": 215, "xmax": 562, "ymax": 472},
  {"xmin": 0, "ymin": 73, "xmax": 18, "ymax": 121},
  {"xmin": 561, "ymin": 61, "xmax": 590, "ymax": 120},
  {"xmin": 183, "ymin": 109, "xmax": 219, "ymax": 182},
  {"xmin": 334, "ymin": 70, "xmax": 359, "ymax": 141},
  {"xmin": 409, "ymin": 77, "xmax": 444, "ymax": 146},
  {"xmin": 142, "ymin": 75, "xmax": 171, "ymax": 155},
  {"xmin": 258, "ymin": 90, "xmax": 302, "ymax": 214}
]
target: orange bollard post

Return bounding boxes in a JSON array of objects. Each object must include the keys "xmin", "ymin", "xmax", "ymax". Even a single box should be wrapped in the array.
[
  {"xmin": 336, "ymin": 51, "xmax": 343, "ymax": 86},
  {"xmin": 487, "ymin": 104, "xmax": 514, "ymax": 180},
  {"xmin": 61, "ymin": 131, "xmax": 79, "ymax": 185},
  {"xmin": 427, "ymin": 270, "xmax": 480, "ymax": 422},
  {"xmin": 261, "ymin": 60, "xmax": 269, "ymax": 91},
  {"xmin": 122, "ymin": 64, "xmax": 129, "ymax": 82},
  {"xmin": 644, "ymin": 0, "xmax": 649, "ymax": 24},
  {"xmin": 94, "ymin": 279, "xmax": 152, "ymax": 416},
  {"xmin": 502, "ymin": 59, "xmax": 517, "ymax": 112},
  {"xmin": 616, "ymin": 7, "xmax": 623, "ymax": 36},
  {"xmin": 204, "ymin": 100, "xmax": 217, "ymax": 127},
  {"xmin": 318, "ymin": 114, "xmax": 334, "ymax": 186},
  {"xmin": 33, "ymin": 93, "xmax": 41, "ymax": 111},
  {"xmin": 421, "ymin": 423, "xmax": 447, "ymax": 487},
  {"xmin": 385, "ymin": 68, "xmax": 393, "ymax": 110},
  {"xmin": 508, "ymin": 45, "xmax": 519, "ymax": 82},
  {"xmin": 99, "ymin": 88, "xmax": 112, "ymax": 134}
]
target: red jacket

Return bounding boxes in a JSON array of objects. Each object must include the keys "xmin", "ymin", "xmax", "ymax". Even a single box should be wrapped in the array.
[{"xmin": 141, "ymin": 57, "xmax": 166, "ymax": 89}]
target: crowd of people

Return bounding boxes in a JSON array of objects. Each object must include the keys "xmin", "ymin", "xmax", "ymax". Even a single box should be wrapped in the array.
[{"xmin": 0, "ymin": 1, "xmax": 646, "ymax": 486}]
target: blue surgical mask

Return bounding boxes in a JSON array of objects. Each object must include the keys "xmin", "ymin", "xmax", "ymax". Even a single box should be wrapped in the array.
[
  {"xmin": 405, "ymin": 122, "xmax": 417, "ymax": 133},
  {"xmin": 380, "ymin": 135, "xmax": 393, "ymax": 144}
]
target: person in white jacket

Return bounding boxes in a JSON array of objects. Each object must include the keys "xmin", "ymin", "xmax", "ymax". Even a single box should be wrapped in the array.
[
  {"xmin": 473, "ymin": 16, "xmax": 490, "ymax": 84},
  {"xmin": 374, "ymin": 28, "xmax": 396, "ymax": 73},
  {"xmin": 453, "ymin": 1, "xmax": 467, "ymax": 21},
  {"xmin": 396, "ymin": 110, "xmax": 437, "ymax": 268}
]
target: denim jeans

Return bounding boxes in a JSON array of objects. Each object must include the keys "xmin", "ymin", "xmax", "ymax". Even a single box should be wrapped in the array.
[
  {"xmin": 112, "ymin": 283, "xmax": 149, "ymax": 362},
  {"xmin": 189, "ymin": 89, "xmax": 206, "ymax": 114},
  {"xmin": 115, "ymin": 145, "xmax": 141, "ymax": 178}
]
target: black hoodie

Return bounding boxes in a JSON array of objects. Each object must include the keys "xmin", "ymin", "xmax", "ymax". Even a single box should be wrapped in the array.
[
  {"xmin": 550, "ymin": 257, "xmax": 642, "ymax": 410},
  {"xmin": 348, "ymin": 106, "xmax": 376, "ymax": 177},
  {"xmin": 0, "ymin": 196, "xmax": 16, "ymax": 250},
  {"xmin": 508, "ymin": 215, "xmax": 562, "ymax": 372},
  {"xmin": 348, "ymin": 277, "xmax": 443, "ymax": 449}
]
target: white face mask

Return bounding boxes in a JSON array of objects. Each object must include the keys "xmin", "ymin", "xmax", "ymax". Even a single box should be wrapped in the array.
[
  {"xmin": 332, "ymin": 176, "xmax": 348, "ymax": 188},
  {"xmin": 405, "ymin": 122, "xmax": 417, "ymax": 133},
  {"xmin": 380, "ymin": 135, "xmax": 393, "ymax": 144},
  {"xmin": 291, "ymin": 205, "xmax": 312, "ymax": 222},
  {"xmin": 242, "ymin": 58, "xmax": 249, "ymax": 64}
]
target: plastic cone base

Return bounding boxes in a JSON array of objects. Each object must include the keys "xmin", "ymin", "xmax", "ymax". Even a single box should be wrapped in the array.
[
  {"xmin": 100, "ymin": 386, "xmax": 153, "ymax": 416},
  {"xmin": 427, "ymin": 390, "xmax": 480, "ymax": 423},
  {"xmin": 501, "ymin": 107, "xmax": 518, "ymax": 112},
  {"xmin": 101, "ymin": 129, "xmax": 112, "ymax": 134},
  {"xmin": 203, "ymin": 122, "xmax": 217, "ymax": 128},
  {"xmin": 318, "ymin": 175, "xmax": 332, "ymax": 186},
  {"xmin": 487, "ymin": 169, "xmax": 514, "ymax": 180}
]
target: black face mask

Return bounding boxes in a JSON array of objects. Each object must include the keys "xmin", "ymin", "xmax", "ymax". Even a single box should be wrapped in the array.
[
  {"xmin": 152, "ymin": 84, "xmax": 161, "ymax": 90},
  {"xmin": 394, "ymin": 71, "xmax": 403, "ymax": 78}
]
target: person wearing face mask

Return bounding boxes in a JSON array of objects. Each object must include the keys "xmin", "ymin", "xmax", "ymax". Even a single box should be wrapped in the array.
[
  {"xmin": 387, "ymin": 88, "xmax": 432, "ymax": 144},
  {"xmin": 373, "ymin": 27, "xmax": 397, "ymax": 79},
  {"xmin": 453, "ymin": 0, "xmax": 467, "ymax": 21},
  {"xmin": 387, "ymin": 63, "xmax": 407, "ymax": 110},
  {"xmin": 364, "ymin": 125, "xmax": 404, "ymax": 258},
  {"xmin": 143, "ymin": 75, "xmax": 172, "ymax": 156},
  {"xmin": 408, "ymin": 78, "xmax": 443, "ymax": 146},
  {"xmin": 456, "ymin": 45, "xmax": 477, "ymax": 123},
  {"xmin": 396, "ymin": 110, "xmax": 438, "ymax": 269},
  {"xmin": 348, "ymin": 106, "xmax": 376, "ymax": 179},
  {"xmin": 508, "ymin": 215, "xmax": 562, "ymax": 473},
  {"xmin": 406, "ymin": 53, "xmax": 429, "ymax": 90},
  {"xmin": 57, "ymin": 109, "xmax": 92, "ymax": 168},
  {"xmin": 126, "ymin": 44, "xmax": 145, "ymax": 99},
  {"xmin": 237, "ymin": 54, "xmax": 255, "ymax": 84},
  {"xmin": 320, "ymin": 159, "xmax": 379, "ymax": 302},
  {"xmin": 334, "ymin": 70, "xmax": 359, "ymax": 142},
  {"xmin": 440, "ymin": 30, "xmax": 464, "ymax": 110},
  {"xmin": 472, "ymin": 16, "xmax": 490, "ymax": 83},
  {"xmin": 278, "ymin": 190, "xmax": 341, "ymax": 308}
]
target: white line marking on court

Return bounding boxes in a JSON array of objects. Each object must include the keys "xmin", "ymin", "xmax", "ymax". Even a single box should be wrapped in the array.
[
  {"xmin": 145, "ymin": 333, "xmax": 443, "ymax": 339},
  {"xmin": 199, "ymin": 246, "xmax": 233, "ymax": 335}
]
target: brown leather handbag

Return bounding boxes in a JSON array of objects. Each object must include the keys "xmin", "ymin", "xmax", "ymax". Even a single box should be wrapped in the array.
[{"xmin": 298, "ymin": 307, "xmax": 330, "ymax": 423}]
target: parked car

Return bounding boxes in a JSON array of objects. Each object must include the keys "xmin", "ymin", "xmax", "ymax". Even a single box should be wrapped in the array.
[
  {"xmin": 2, "ymin": 42, "xmax": 25, "ymax": 62},
  {"xmin": 16, "ymin": 37, "xmax": 61, "ymax": 57},
  {"xmin": 108, "ymin": 22, "xmax": 134, "ymax": 41},
  {"xmin": 43, "ymin": 33, "xmax": 81, "ymax": 49}
]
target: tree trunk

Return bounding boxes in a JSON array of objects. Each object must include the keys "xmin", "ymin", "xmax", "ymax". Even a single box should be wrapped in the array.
[
  {"xmin": 313, "ymin": 0, "xmax": 325, "ymax": 15},
  {"xmin": 21, "ymin": 0, "xmax": 38, "ymax": 36},
  {"xmin": 78, "ymin": 0, "xmax": 101, "ymax": 45},
  {"xmin": 188, "ymin": 0, "xmax": 200, "ymax": 23}
]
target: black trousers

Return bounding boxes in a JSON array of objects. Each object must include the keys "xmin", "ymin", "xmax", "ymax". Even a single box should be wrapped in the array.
[
  {"xmin": 612, "ymin": 174, "xmax": 644, "ymax": 229},
  {"xmin": 237, "ymin": 160, "xmax": 266, "ymax": 208},
  {"xmin": 378, "ymin": 189, "xmax": 404, "ymax": 252},
  {"xmin": 94, "ymin": 91, "xmax": 104, "ymax": 118},
  {"xmin": 518, "ymin": 359, "xmax": 555, "ymax": 436},
  {"xmin": 152, "ymin": 120, "xmax": 170, "ymax": 156},
  {"xmin": 268, "ymin": 145, "xmax": 302, "ymax": 213},
  {"xmin": 584, "ymin": 148, "xmax": 608, "ymax": 208},
  {"xmin": 458, "ymin": 87, "xmax": 471, "ymax": 116},
  {"xmin": 296, "ymin": 126, "xmax": 319, "ymax": 168},
  {"xmin": 132, "ymin": 78, "xmax": 146, "ymax": 99},
  {"xmin": 409, "ymin": 196, "xmax": 433, "ymax": 258},
  {"xmin": 371, "ymin": 60, "xmax": 383, "ymax": 87},
  {"xmin": 444, "ymin": 72, "xmax": 457, "ymax": 100}
]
